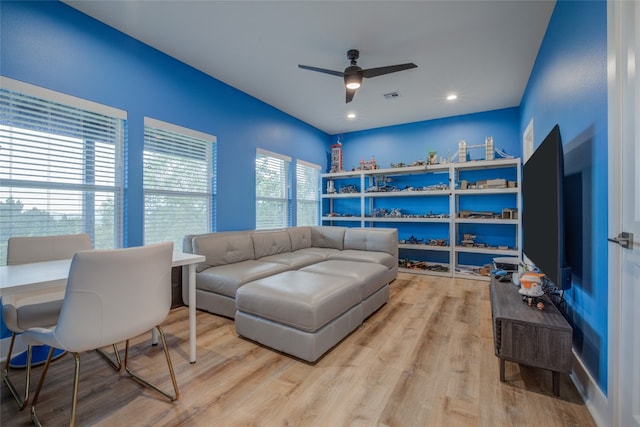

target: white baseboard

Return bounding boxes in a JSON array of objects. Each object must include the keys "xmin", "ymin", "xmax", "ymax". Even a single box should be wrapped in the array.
[{"xmin": 570, "ymin": 349, "xmax": 612, "ymax": 427}]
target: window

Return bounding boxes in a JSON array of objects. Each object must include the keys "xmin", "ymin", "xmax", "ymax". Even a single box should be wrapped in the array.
[
  {"xmin": 256, "ymin": 149, "xmax": 291, "ymax": 229},
  {"xmin": 296, "ymin": 160, "xmax": 320, "ymax": 226},
  {"xmin": 143, "ymin": 118, "xmax": 215, "ymax": 250},
  {"xmin": 0, "ymin": 77, "xmax": 125, "ymax": 265}
]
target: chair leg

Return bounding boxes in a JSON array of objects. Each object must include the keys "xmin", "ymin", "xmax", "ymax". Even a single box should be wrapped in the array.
[
  {"xmin": 96, "ymin": 344, "xmax": 122, "ymax": 371},
  {"xmin": 1, "ymin": 332, "xmax": 32, "ymax": 410},
  {"xmin": 31, "ymin": 349, "xmax": 81, "ymax": 427},
  {"xmin": 124, "ymin": 325, "xmax": 179, "ymax": 401}
]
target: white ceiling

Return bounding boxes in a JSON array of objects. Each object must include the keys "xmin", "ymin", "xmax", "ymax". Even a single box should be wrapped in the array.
[{"xmin": 63, "ymin": 1, "xmax": 555, "ymax": 135}]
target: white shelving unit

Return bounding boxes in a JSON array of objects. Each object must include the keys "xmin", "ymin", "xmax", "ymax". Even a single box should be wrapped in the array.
[{"xmin": 322, "ymin": 158, "xmax": 521, "ymax": 280}]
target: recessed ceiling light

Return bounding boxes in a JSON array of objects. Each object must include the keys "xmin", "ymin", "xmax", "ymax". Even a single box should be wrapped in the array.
[
  {"xmin": 446, "ymin": 94, "xmax": 458, "ymax": 101},
  {"xmin": 347, "ymin": 112, "xmax": 356, "ymax": 119}
]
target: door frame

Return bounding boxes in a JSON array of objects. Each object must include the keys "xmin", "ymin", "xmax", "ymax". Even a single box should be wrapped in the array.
[{"xmin": 607, "ymin": 0, "xmax": 637, "ymax": 426}]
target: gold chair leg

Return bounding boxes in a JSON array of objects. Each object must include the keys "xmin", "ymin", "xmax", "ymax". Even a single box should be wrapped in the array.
[
  {"xmin": 1, "ymin": 333, "xmax": 32, "ymax": 410},
  {"xmin": 96, "ymin": 344, "xmax": 122, "ymax": 371},
  {"xmin": 124, "ymin": 325, "xmax": 179, "ymax": 401},
  {"xmin": 30, "ymin": 345, "xmax": 54, "ymax": 427},
  {"xmin": 31, "ymin": 349, "xmax": 81, "ymax": 427}
]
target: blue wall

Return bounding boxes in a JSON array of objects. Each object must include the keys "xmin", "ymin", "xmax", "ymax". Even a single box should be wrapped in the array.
[
  {"xmin": 335, "ymin": 107, "xmax": 521, "ymax": 171},
  {"xmin": 519, "ymin": 0, "xmax": 608, "ymax": 393},
  {"xmin": 0, "ymin": 1, "xmax": 330, "ymax": 242}
]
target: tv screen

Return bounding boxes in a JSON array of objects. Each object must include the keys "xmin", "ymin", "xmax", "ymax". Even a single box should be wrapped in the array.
[{"xmin": 522, "ymin": 124, "xmax": 571, "ymax": 289}]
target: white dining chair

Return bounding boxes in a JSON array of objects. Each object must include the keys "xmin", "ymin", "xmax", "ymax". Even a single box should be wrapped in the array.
[
  {"xmin": 22, "ymin": 242, "xmax": 178, "ymax": 427},
  {"xmin": 2, "ymin": 233, "xmax": 92, "ymax": 410}
]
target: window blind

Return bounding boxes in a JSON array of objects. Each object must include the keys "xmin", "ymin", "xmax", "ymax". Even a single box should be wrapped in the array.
[
  {"xmin": 0, "ymin": 78, "xmax": 125, "ymax": 265},
  {"xmin": 296, "ymin": 160, "xmax": 321, "ymax": 226},
  {"xmin": 256, "ymin": 149, "xmax": 291, "ymax": 230},
  {"xmin": 143, "ymin": 118, "xmax": 215, "ymax": 250}
]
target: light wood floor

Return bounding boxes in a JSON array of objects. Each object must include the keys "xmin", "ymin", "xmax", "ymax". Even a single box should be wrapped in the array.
[{"xmin": 1, "ymin": 273, "xmax": 596, "ymax": 426}]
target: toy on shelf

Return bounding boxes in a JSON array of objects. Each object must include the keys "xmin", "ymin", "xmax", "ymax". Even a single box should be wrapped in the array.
[
  {"xmin": 454, "ymin": 136, "xmax": 516, "ymax": 162},
  {"xmin": 330, "ymin": 141, "xmax": 343, "ymax": 173},
  {"xmin": 354, "ymin": 156, "xmax": 378, "ymax": 171}
]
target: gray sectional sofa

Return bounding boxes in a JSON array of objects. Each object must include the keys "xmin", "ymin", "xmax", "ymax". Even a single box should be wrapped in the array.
[{"xmin": 183, "ymin": 226, "xmax": 398, "ymax": 362}]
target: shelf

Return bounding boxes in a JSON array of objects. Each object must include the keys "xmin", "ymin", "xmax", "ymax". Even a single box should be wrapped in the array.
[
  {"xmin": 454, "ymin": 188, "xmax": 518, "ymax": 195},
  {"xmin": 454, "ymin": 218, "xmax": 519, "ymax": 225},
  {"xmin": 321, "ymin": 216, "xmax": 363, "ymax": 221},
  {"xmin": 364, "ymin": 189, "xmax": 450, "ymax": 197},
  {"xmin": 365, "ymin": 217, "xmax": 450, "ymax": 223},
  {"xmin": 454, "ymin": 246, "xmax": 520, "ymax": 256},
  {"xmin": 366, "ymin": 164, "xmax": 450, "ymax": 176},
  {"xmin": 322, "ymin": 193, "xmax": 361, "ymax": 199},
  {"xmin": 321, "ymin": 170, "xmax": 362, "ymax": 178},
  {"xmin": 399, "ymin": 243, "xmax": 450, "ymax": 252},
  {"xmin": 322, "ymin": 157, "xmax": 521, "ymax": 280},
  {"xmin": 453, "ymin": 158, "xmax": 519, "ymax": 171},
  {"xmin": 399, "ymin": 266, "xmax": 451, "ymax": 277}
]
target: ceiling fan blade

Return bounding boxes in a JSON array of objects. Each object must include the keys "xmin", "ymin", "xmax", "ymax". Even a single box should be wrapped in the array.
[
  {"xmin": 361, "ymin": 63, "xmax": 417, "ymax": 78},
  {"xmin": 346, "ymin": 88, "xmax": 356, "ymax": 103},
  {"xmin": 298, "ymin": 64, "xmax": 344, "ymax": 77}
]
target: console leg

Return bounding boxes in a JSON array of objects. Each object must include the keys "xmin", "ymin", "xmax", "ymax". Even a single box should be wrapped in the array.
[
  {"xmin": 552, "ymin": 371, "xmax": 560, "ymax": 396},
  {"xmin": 499, "ymin": 359, "xmax": 505, "ymax": 382}
]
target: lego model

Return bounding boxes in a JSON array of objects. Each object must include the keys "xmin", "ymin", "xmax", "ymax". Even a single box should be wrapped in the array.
[{"xmin": 330, "ymin": 141, "xmax": 343, "ymax": 173}]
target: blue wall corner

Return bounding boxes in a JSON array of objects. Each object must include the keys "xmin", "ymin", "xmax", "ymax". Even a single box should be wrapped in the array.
[{"xmin": 519, "ymin": 0, "xmax": 608, "ymax": 394}]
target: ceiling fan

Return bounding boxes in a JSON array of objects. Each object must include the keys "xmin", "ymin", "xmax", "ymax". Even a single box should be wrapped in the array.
[{"xmin": 298, "ymin": 49, "xmax": 417, "ymax": 103}]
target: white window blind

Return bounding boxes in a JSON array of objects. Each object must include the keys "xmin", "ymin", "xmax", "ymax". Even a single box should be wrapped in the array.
[
  {"xmin": 143, "ymin": 118, "xmax": 215, "ymax": 250},
  {"xmin": 0, "ymin": 77, "xmax": 125, "ymax": 265},
  {"xmin": 256, "ymin": 149, "xmax": 291, "ymax": 230},
  {"xmin": 296, "ymin": 160, "xmax": 321, "ymax": 226}
]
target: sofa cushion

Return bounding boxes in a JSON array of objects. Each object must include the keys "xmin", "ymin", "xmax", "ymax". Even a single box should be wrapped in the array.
[
  {"xmin": 236, "ymin": 271, "xmax": 360, "ymax": 333},
  {"xmin": 343, "ymin": 227, "xmax": 398, "ymax": 259},
  {"xmin": 193, "ymin": 232, "xmax": 255, "ymax": 272},
  {"xmin": 259, "ymin": 251, "xmax": 325, "ymax": 269},
  {"xmin": 310, "ymin": 226, "xmax": 346, "ymax": 249},
  {"xmin": 197, "ymin": 260, "xmax": 290, "ymax": 297},
  {"xmin": 327, "ymin": 249, "xmax": 397, "ymax": 270},
  {"xmin": 252, "ymin": 229, "xmax": 292, "ymax": 259},
  {"xmin": 300, "ymin": 260, "xmax": 391, "ymax": 300},
  {"xmin": 293, "ymin": 247, "xmax": 340, "ymax": 259},
  {"xmin": 287, "ymin": 226, "xmax": 312, "ymax": 251}
]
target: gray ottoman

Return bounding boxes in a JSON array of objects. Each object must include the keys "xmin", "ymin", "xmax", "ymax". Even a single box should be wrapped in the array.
[
  {"xmin": 300, "ymin": 260, "xmax": 391, "ymax": 318},
  {"xmin": 235, "ymin": 270, "xmax": 363, "ymax": 362}
]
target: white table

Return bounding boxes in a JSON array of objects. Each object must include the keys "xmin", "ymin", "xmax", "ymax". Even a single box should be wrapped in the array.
[{"xmin": 0, "ymin": 251, "xmax": 205, "ymax": 363}]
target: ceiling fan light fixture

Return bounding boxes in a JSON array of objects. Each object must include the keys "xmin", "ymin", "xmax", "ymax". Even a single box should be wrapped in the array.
[{"xmin": 345, "ymin": 74, "xmax": 362, "ymax": 90}]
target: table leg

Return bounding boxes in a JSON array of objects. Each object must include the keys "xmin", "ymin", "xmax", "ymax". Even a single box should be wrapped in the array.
[
  {"xmin": 188, "ymin": 263, "xmax": 197, "ymax": 364},
  {"xmin": 499, "ymin": 358, "xmax": 505, "ymax": 382},
  {"xmin": 552, "ymin": 371, "xmax": 560, "ymax": 396}
]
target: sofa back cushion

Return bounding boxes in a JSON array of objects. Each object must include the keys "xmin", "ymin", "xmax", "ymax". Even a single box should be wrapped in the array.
[
  {"xmin": 287, "ymin": 226, "xmax": 312, "ymax": 251},
  {"xmin": 310, "ymin": 226, "xmax": 346, "ymax": 250},
  {"xmin": 192, "ymin": 231, "xmax": 255, "ymax": 272},
  {"xmin": 252, "ymin": 229, "xmax": 292, "ymax": 259},
  {"xmin": 343, "ymin": 227, "xmax": 398, "ymax": 258}
]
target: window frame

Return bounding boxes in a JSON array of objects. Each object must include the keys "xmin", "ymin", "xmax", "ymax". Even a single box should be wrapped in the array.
[
  {"xmin": 295, "ymin": 159, "xmax": 321, "ymax": 226},
  {"xmin": 142, "ymin": 117, "xmax": 216, "ymax": 249},
  {"xmin": 0, "ymin": 77, "xmax": 126, "ymax": 263},
  {"xmin": 255, "ymin": 148, "xmax": 291, "ymax": 230}
]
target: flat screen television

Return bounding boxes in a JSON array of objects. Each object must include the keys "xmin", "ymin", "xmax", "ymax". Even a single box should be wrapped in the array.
[{"xmin": 522, "ymin": 124, "xmax": 571, "ymax": 289}]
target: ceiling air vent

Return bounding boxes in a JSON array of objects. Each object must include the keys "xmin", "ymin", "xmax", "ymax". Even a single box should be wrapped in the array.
[{"xmin": 383, "ymin": 91, "xmax": 401, "ymax": 100}]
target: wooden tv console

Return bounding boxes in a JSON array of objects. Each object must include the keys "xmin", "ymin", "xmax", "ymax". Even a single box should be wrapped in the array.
[{"xmin": 489, "ymin": 276, "xmax": 572, "ymax": 396}]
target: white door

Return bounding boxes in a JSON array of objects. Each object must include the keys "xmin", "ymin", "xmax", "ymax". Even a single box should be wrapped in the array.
[{"xmin": 608, "ymin": 1, "xmax": 640, "ymax": 426}]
